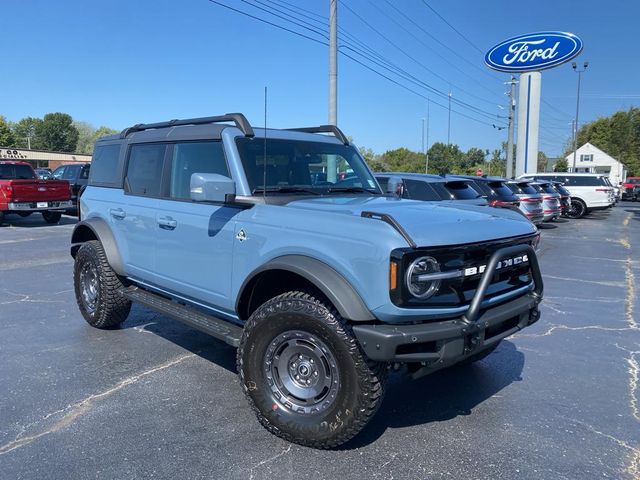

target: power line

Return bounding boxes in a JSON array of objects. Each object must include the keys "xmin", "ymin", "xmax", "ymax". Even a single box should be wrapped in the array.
[
  {"xmin": 208, "ymin": 0, "xmax": 504, "ymax": 128},
  {"xmin": 419, "ymin": 0, "xmax": 484, "ymax": 54}
]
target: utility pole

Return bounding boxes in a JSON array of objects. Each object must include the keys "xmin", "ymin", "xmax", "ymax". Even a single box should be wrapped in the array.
[
  {"xmin": 506, "ymin": 76, "xmax": 516, "ymax": 178},
  {"xmin": 327, "ymin": 0, "xmax": 338, "ymax": 182},
  {"xmin": 447, "ymin": 90, "xmax": 452, "ymax": 145},
  {"xmin": 571, "ymin": 61, "xmax": 588, "ymax": 170},
  {"xmin": 570, "ymin": 119, "xmax": 576, "ymax": 171},
  {"xmin": 328, "ymin": 0, "xmax": 337, "ymax": 126},
  {"xmin": 421, "ymin": 118, "xmax": 425, "ymax": 156},
  {"xmin": 425, "ymin": 99, "xmax": 430, "ymax": 173}
]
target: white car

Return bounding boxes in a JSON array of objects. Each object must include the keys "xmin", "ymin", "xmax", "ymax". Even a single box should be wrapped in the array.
[{"xmin": 518, "ymin": 173, "xmax": 611, "ymax": 218}]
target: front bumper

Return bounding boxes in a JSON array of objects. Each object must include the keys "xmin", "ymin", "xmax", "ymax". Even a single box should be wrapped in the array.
[
  {"xmin": 7, "ymin": 200, "xmax": 73, "ymax": 211},
  {"xmin": 353, "ymin": 244, "xmax": 543, "ymax": 375}
]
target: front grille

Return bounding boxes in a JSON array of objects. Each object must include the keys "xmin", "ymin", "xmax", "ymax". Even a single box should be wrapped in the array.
[{"xmin": 392, "ymin": 235, "xmax": 535, "ymax": 308}]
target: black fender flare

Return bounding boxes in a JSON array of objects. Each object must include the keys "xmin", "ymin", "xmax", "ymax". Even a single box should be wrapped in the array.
[
  {"xmin": 237, "ymin": 255, "xmax": 375, "ymax": 321},
  {"xmin": 71, "ymin": 217, "xmax": 125, "ymax": 275}
]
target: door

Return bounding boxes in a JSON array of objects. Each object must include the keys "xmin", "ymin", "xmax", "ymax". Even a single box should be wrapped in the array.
[
  {"xmin": 154, "ymin": 141, "xmax": 238, "ymax": 313},
  {"xmin": 117, "ymin": 143, "xmax": 168, "ymax": 282}
]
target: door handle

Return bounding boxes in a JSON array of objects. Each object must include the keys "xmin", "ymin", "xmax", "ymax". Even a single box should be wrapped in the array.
[
  {"xmin": 109, "ymin": 208, "xmax": 126, "ymax": 219},
  {"xmin": 157, "ymin": 216, "xmax": 177, "ymax": 230}
]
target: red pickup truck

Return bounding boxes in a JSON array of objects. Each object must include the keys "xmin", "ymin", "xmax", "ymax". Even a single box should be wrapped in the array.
[
  {"xmin": 0, "ymin": 161, "xmax": 73, "ymax": 224},
  {"xmin": 622, "ymin": 177, "xmax": 640, "ymax": 201}
]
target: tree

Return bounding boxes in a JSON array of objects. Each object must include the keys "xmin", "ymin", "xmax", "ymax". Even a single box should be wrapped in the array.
[
  {"xmin": 487, "ymin": 149, "xmax": 506, "ymax": 176},
  {"xmin": 379, "ymin": 147, "xmax": 425, "ymax": 173},
  {"xmin": 537, "ymin": 151, "xmax": 549, "ymax": 172},
  {"xmin": 34, "ymin": 113, "xmax": 79, "ymax": 152},
  {"xmin": 73, "ymin": 123, "xmax": 118, "ymax": 154},
  {"xmin": 554, "ymin": 158, "xmax": 568, "ymax": 172},
  {"xmin": 0, "ymin": 116, "xmax": 15, "ymax": 147},
  {"xmin": 11, "ymin": 117, "xmax": 42, "ymax": 149}
]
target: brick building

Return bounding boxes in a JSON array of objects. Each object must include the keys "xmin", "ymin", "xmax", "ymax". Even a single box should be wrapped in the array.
[{"xmin": 0, "ymin": 147, "xmax": 91, "ymax": 170}]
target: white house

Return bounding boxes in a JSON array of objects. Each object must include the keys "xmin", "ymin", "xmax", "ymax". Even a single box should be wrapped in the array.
[{"xmin": 565, "ymin": 143, "xmax": 628, "ymax": 185}]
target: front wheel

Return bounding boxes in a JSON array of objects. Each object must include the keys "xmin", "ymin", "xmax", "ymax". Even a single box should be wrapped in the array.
[
  {"xmin": 73, "ymin": 240, "xmax": 131, "ymax": 328},
  {"xmin": 238, "ymin": 291, "xmax": 387, "ymax": 448},
  {"xmin": 42, "ymin": 211, "xmax": 62, "ymax": 224},
  {"xmin": 566, "ymin": 199, "xmax": 587, "ymax": 218}
]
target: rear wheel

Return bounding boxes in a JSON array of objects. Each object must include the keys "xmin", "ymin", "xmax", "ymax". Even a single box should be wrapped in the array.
[
  {"xmin": 238, "ymin": 291, "xmax": 387, "ymax": 448},
  {"xmin": 73, "ymin": 240, "xmax": 131, "ymax": 328},
  {"xmin": 566, "ymin": 199, "xmax": 586, "ymax": 218},
  {"xmin": 42, "ymin": 211, "xmax": 62, "ymax": 224}
]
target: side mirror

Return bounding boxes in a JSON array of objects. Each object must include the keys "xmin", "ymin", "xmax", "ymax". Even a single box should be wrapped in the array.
[
  {"xmin": 190, "ymin": 173, "xmax": 236, "ymax": 203},
  {"xmin": 386, "ymin": 176, "xmax": 404, "ymax": 199}
]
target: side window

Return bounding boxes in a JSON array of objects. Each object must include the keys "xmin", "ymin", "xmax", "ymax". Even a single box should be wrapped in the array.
[
  {"xmin": 52, "ymin": 166, "xmax": 65, "ymax": 179},
  {"xmin": 126, "ymin": 144, "xmax": 166, "ymax": 197},
  {"xmin": 404, "ymin": 179, "xmax": 441, "ymax": 201},
  {"xmin": 80, "ymin": 165, "xmax": 90, "ymax": 179},
  {"xmin": 376, "ymin": 177, "xmax": 389, "ymax": 192},
  {"xmin": 169, "ymin": 141, "xmax": 229, "ymax": 200},
  {"xmin": 62, "ymin": 165, "xmax": 79, "ymax": 180},
  {"xmin": 89, "ymin": 144, "xmax": 121, "ymax": 187}
]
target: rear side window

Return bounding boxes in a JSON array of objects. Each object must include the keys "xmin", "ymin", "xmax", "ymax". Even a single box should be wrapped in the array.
[
  {"xmin": 126, "ymin": 144, "xmax": 166, "ymax": 197},
  {"xmin": 62, "ymin": 165, "xmax": 80, "ymax": 180},
  {"xmin": 90, "ymin": 144, "xmax": 122, "ymax": 187},
  {"xmin": 80, "ymin": 165, "xmax": 90, "ymax": 179},
  {"xmin": 0, "ymin": 164, "xmax": 35, "ymax": 179},
  {"xmin": 404, "ymin": 179, "xmax": 441, "ymax": 201},
  {"xmin": 445, "ymin": 181, "xmax": 480, "ymax": 199},
  {"xmin": 562, "ymin": 176, "xmax": 601, "ymax": 187},
  {"xmin": 169, "ymin": 142, "xmax": 229, "ymax": 200},
  {"xmin": 376, "ymin": 176, "xmax": 389, "ymax": 192}
]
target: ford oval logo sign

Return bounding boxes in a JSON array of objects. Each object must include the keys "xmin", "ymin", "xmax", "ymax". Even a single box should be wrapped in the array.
[{"xmin": 485, "ymin": 31, "xmax": 583, "ymax": 73}]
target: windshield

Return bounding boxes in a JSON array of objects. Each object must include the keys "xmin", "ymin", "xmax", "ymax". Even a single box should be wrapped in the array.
[
  {"xmin": 235, "ymin": 137, "xmax": 381, "ymax": 195},
  {"xmin": 541, "ymin": 184, "xmax": 558, "ymax": 194},
  {"xmin": 445, "ymin": 181, "xmax": 481, "ymax": 199},
  {"xmin": 628, "ymin": 178, "xmax": 640, "ymax": 184},
  {"xmin": 487, "ymin": 181, "xmax": 518, "ymax": 198},
  {"xmin": 512, "ymin": 182, "xmax": 537, "ymax": 195}
]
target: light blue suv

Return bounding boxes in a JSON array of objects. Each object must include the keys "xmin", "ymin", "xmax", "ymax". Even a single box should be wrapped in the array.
[{"xmin": 71, "ymin": 114, "xmax": 543, "ymax": 448}]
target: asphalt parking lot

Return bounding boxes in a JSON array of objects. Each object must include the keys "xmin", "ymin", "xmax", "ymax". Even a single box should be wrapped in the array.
[{"xmin": 0, "ymin": 205, "xmax": 639, "ymax": 480}]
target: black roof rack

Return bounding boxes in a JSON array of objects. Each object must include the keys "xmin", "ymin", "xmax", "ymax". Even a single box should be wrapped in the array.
[
  {"xmin": 285, "ymin": 125, "xmax": 349, "ymax": 145},
  {"xmin": 119, "ymin": 113, "xmax": 255, "ymax": 139}
]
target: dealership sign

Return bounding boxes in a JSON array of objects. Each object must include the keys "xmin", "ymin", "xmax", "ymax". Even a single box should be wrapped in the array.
[{"xmin": 485, "ymin": 32, "xmax": 583, "ymax": 72}]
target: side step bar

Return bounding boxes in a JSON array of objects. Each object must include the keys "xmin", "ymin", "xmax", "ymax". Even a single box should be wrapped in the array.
[{"xmin": 123, "ymin": 287, "xmax": 242, "ymax": 347}]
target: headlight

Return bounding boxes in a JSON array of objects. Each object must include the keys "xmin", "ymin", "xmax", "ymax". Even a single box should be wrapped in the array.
[{"xmin": 406, "ymin": 256, "xmax": 441, "ymax": 299}]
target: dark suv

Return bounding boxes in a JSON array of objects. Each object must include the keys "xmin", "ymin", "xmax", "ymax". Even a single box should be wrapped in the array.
[
  {"xmin": 449, "ymin": 175, "xmax": 520, "ymax": 210},
  {"xmin": 375, "ymin": 173, "xmax": 486, "ymax": 206}
]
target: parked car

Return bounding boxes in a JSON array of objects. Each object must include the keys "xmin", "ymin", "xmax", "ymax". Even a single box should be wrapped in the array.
[
  {"xmin": 505, "ymin": 180, "xmax": 544, "ymax": 224},
  {"xmin": 35, "ymin": 168, "xmax": 53, "ymax": 180},
  {"xmin": 550, "ymin": 182, "xmax": 571, "ymax": 216},
  {"xmin": 375, "ymin": 173, "xmax": 487, "ymax": 206},
  {"xmin": 0, "ymin": 161, "xmax": 73, "ymax": 224},
  {"xmin": 622, "ymin": 177, "xmax": 640, "ymax": 201},
  {"xmin": 529, "ymin": 181, "xmax": 561, "ymax": 221},
  {"xmin": 449, "ymin": 175, "xmax": 520, "ymax": 210},
  {"xmin": 519, "ymin": 173, "xmax": 611, "ymax": 218},
  {"xmin": 52, "ymin": 163, "xmax": 90, "ymax": 214},
  {"xmin": 71, "ymin": 113, "xmax": 543, "ymax": 448}
]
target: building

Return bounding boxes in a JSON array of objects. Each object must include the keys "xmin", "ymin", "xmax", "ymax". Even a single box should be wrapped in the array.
[
  {"xmin": 565, "ymin": 143, "xmax": 628, "ymax": 185},
  {"xmin": 0, "ymin": 147, "xmax": 91, "ymax": 170}
]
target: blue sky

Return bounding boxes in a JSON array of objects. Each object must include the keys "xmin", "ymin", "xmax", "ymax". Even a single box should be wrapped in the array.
[{"xmin": 2, "ymin": 0, "xmax": 638, "ymax": 157}]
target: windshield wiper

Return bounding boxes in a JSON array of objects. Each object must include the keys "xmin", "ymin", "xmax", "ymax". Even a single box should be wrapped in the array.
[
  {"xmin": 252, "ymin": 186, "xmax": 321, "ymax": 195},
  {"xmin": 327, "ymin": 186, "xmax": 378, "ymax": 194}
]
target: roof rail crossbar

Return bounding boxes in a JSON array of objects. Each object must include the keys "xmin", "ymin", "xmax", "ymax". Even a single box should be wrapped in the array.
[
  {"xmin": 119, "ymin": 113, "xmax": 254, "ymax": 138},
  {"xmin": 285, "ymin": 125, "xmax": 349, "ymax": 145}
]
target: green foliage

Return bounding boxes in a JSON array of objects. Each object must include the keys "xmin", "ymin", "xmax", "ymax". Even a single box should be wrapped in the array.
[
  {"xmin": 379, "ymin": 147, "xmax": 427, "ymax": 173},
  {"xmin": 11, "ymin": 117, "xmax": 42, "ymax": 149},
  {"xmin": 554, "ymin": 158, "xmax": 569, "ymax": 172},
  {"xmin": 0, "ymin": 116, "xmax": 16, "ymax": 147},
  {"xmin": 537, "ymin": 151, "xmax": 548, "ymax": 172},
  {"xmin": 428, "ymin": 143, "xmax": 462, "ymax": 175},
  {"xmin": 572, "ymin": 107, "xmax": 640, "ymax": 176},
  {"xmin": 34, "ymin": 112, "xmax": 79, "ymax": 152},
  {"xmin": 74, "ymin": 122, "xmax": 118, "ymax": 154}
]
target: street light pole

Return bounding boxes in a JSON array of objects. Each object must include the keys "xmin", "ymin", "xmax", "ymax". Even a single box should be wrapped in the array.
[
  {"xmin": 571, "ymin": 61, "xmax": 588, "ymax": 171},
  {"xmin": 447, "ymin": 90, "xmax": 452, "ymax": 145},
  {"xmin": 505, "ymin": 76, "xmax": 516, "ymax": 178},
  {"xmin": 425, "ymin": 99, "xmax": 430, "ymax": 173}
]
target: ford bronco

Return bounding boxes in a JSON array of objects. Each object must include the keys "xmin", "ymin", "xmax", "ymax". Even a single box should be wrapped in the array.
[{"xmin": 71, "ymin": 114, "xmax": 543, "ymax": 448}]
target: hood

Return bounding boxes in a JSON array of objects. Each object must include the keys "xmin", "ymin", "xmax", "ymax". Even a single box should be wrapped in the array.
[{"xmin": 286, "ymin": 196, "xmax": 536, "ymax": 247}]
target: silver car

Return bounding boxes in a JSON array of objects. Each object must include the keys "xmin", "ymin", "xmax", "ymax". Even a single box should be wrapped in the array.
[
  {"xmin": 530, "ymin": 181, "xmax": 561, "ymax": 221},
  {"xmin": 506, "ymin": 181, "xmax": 544, "ymax": 224}
]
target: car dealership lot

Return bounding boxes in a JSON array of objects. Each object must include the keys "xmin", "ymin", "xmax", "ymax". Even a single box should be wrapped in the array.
[{"xmin": 0, "ymin": 207, "xmax": 638, "ymax": 480}]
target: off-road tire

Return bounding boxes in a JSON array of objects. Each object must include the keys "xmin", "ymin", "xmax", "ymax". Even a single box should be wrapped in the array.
[
  {"xmin": 74, "ymin": 240, "xmax": 131, "ymax": 328},
  {"xmin": 42, "ymin": 211, "xmax": 62, "ymax": 224},
  {"xmin": 566, "ymin": 199, "xmax": 587, "ymax": 219},
  {"xmin": 238, "ymin": 291, "xmax": 387, "ymax": 449},
  {"xmin": 458, "ymin": 342, "xmax": 500, "ymax": 366}
]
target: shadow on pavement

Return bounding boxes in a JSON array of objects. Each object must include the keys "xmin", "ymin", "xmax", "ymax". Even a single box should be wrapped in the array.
[
  {"xmin": 0, "ymin": 214, "xmax": 77, "ymax": 228},
  {"xmin": 538, "ymin": 223, "xmax": 557, "ymax": 229},
  {"xmin": 342, "ymin": 340, "xmax": 525, "ymax": 448}
]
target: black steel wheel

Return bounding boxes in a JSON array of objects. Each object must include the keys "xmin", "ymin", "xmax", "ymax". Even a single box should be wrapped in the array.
[
  {"xmin": 73, "ymin": 240, "xmax": 131, "ymax": 328},
  {"xmin": 238, "ymin": 291, "xmax": 387, "ymax": 449},
  {"xmin": 566, "ymin": 199, "xmax": 586, "ymax": 218}
]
